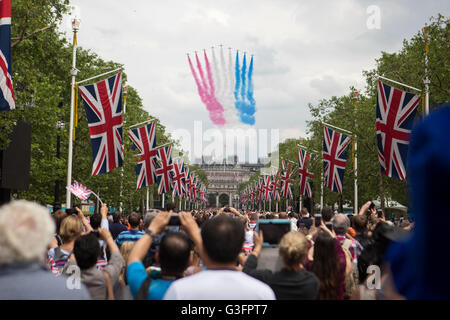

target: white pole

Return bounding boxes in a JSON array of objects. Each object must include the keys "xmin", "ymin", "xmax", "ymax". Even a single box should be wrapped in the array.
[
  {"xmin": 299, "ymin": 195, "xmax": 303, "ymax": 212},
  {"xmin": 77, "ymin": 67, "xmax": 124, "ymax": 85},
  {"xmin": 354, "ymin": 136, "xmax": 358, "ymax": 215},
  {"xmin": 65, "ymin": 18, "xmax": 80, "ymax": 208},
  {"xmin": 276, "ymin": 202, "xmax": 278, "ymax": 212},
  {"xmin": 354, "ymin": 91, "xmax": 358, "ymax": 215},
  {"xmin": 146, "ymin": 188, "xmax": 149, "ymax": 211},
  {"xmin": 424, "ymin": 26, "xmax": 430, "ymax": 115},
  {"xmin": 162, "ymin": 193, "xmax": 165, "ymax": 209},
  {"xmin": 376, "ymin": 75, "xmax": 422, "ymax": 93},
  {"xmin": 320, "ymin": 170, "xmax": 324, "ymax": 211},
  {"xmin": 120, "ymin": 86, "xmax": 127, "ymax": 214}
]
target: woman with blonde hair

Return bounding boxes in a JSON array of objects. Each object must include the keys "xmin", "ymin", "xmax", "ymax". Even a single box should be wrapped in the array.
[
  {"xmin": 48, "ymin": 215, "xmax": 84, "ymax": 274},
  {"xmin": 242, "ymin": 231, "xmax": 320, "ymax": 299}
]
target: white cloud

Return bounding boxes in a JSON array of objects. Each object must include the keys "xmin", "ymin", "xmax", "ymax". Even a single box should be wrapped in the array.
[{"xmin": 63, "ymin": 0, "xmax": 449, "ymax": 161}]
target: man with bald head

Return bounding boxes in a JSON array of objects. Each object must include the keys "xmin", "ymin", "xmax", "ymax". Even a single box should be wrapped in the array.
[{"xmin": 332, "ymin": 213, "xmax": 363, "ymax": 266}]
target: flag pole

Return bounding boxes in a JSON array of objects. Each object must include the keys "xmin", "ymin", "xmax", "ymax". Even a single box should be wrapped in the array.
[
  {"xmin": 322, "ymin": 122, "xmax": 353, "ymax": 136},
  {"xmin": 353, "ymin": 90, "xmax": 359, "ymax": 215},
  {"xmin": 120, "ymin": 86, "xmax": 128, "ymax": 214},
  {"xmin": 375, "ymin": 75, "xmax": 422, "ymax": 93},
  {"xmin": 77, "ymin": 67, "xmax": 124, "ymax": 85},
  {"xmin": 423, "ymin": 26, "xmax": 430, "ymax": 115},
  {"xmin": 146, "ymin": 187, "xmax": 149, "ymax": 211},
  {"xmin": 65, "ymin": 18, "xmax": 80, "ymax": 209},
  {"xmin": 162, "ymin": 193, "xmax": 165, "ymax": 209}
]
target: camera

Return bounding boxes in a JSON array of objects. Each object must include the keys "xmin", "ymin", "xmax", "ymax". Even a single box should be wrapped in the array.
[
  {"xmin": 314, "ymin": 214, "xmax": 322, "ymax": 227},
  {"xmin": 256, "ymin": 219, "xmax": 291, "ymax": 247},
  {"xmin": 66, "ymin": 208, "xmax": 78, "ymax": 215},
  {"xmin": 168, "ymin": 214, "xmax": 181, "ymax": 226},
  {"xmin": 91, "ymin": 230, "xmax": 100, "ymax": 238}
]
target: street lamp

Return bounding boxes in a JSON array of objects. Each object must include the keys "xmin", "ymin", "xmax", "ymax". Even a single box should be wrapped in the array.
[{"xmin": 65, "ymin": 17, "xmax": 80, "ymax": 208}]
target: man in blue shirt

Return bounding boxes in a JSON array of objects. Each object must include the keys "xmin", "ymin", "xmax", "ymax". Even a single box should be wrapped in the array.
[
  {"xmin": 126, "ymin": 211, "xmax": 192, "ymax": 300},
  {"xmin": 115, "ymin": 212, "xmax": 144, "ymax": 247}
]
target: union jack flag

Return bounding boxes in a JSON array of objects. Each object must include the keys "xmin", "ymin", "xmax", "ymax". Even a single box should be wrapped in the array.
[
  {"xmin": 127, "ymin": 121, "xmax": 157, "ymax": 189},
  {"xmin": 299, "ymin": 147, "xmax": 315, "ymax": 198},
  {"xmin": 0, "ymin": 0, "xmax": 15, "ymax": 111},
  {"xmin": 280, "ymin": 161, "xmax": 294, "ymax": 200},
  {"xmin": 258, "ymin": 178, "xmax": 264, "ymax": 202},
  {"xmin": 323, "ymin": 126, "xmax": 350, "ymax": 194},
  {"xmin": 199, "ymin": 184, "xmax": 207, "ymax": 203},
  {"xmin": 271, "ymin": 170, "xmax": 281, "ymax": 201},
  {"xmin": 262, "ymin": 175, "xmax": 273, "ymax": 202},
  {"xmin": 79, "ymin": 73, "xmax": 124, "ymax": 176},
  {"xmin": 171, "ymin": 158, "xmax": 185, "ymax": 198},
  {"xmin": 189, "ymin": 173, "xmax": 198, "ymax": 201},
  {"xmin": 66, "ymin": 181, "xmax": 93, "ymax": 201},
  {"xmin": 155, "ymin": 145, "xmax": 173, "ymax": 194},
  {"xmin": 376, "ymin": 81, "xmax": 420, "ymax": 180}
]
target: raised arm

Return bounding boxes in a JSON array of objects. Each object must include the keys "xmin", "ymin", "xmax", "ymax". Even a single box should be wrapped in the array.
[{"xmin": 128, "ymin": 211, "xmax": 171, "ymax": 265}]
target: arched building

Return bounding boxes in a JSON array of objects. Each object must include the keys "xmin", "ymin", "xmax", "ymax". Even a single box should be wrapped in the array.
[{"xmin": 196, "ymin": 156, "xmax": 265, "ymax": 208}]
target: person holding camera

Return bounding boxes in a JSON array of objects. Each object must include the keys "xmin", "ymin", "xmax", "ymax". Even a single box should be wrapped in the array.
[
  {"xmin": 163, "ymin": 213, "xmax": 275, "ymax": 300},
  {"xmin": 63, "ymin": 228, "xmax": 124, "ymax": 300},
  {"xmin": 242, "ymin": 230, "xmax": 319, "ymax": 300},
  {"xmin": 126, "ymin": 211, "xmax": 192, "ymax": 300}
]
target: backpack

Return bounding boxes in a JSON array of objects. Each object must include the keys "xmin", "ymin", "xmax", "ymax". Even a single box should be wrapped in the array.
[{"xmin": 342, "ymin": 239, "xmax": 359, "ymax": 299}]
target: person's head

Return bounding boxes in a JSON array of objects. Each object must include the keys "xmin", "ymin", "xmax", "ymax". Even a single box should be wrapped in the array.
[
  {"xmin": 279, "ymin": 232, "xmax": 308, "ymax": 270},
  {"xmin": 0, "ymin": 200, "xmax": 55, "ymax": 265},
  {"xmin": 321, "ymin": 207, "xmax": 334, "ymax": 222},
  {"xmin": 301, "ymin": 207, "xmax": 309, "ymax": 217},
  {"xmin": 156, "ymin": 232, "xmax": 191, "ymax": 275},
  {"xmin": 279, "ymin": 212, "xmax": 288, "ymax": 219},
  {"xmin": 90, "ymin": 213, "xmax": 102, "ymax": 230},
  {"xmin": 143, "ymin": 211, "xmax": 158, "ymax": 229},
  {"xmin": 352, "ymin": 215, "xmax": 368, "ymax": 234},
  {"xmin": 73, "ymin": 233, "xmax": 101, "ymax": 270},
  {"xmin": 331, "ymin": 213, "xmax": 350, "ymax": 235},
  {"xmin": 128, "ymin": 212, "xmax": 141, "ymax": 229},
  {"xmin": 59, "ymin": 215, "xmax": 84, "ymax": 244},
  {"xmin": 201, "ymin": 215, "xmax": 244, "ymax": 264},
  {"xmin": 399, "ymin": 220, "xmax": 410, "ymax": 229},
  {"xmin": 119, "ymin": 241, "xmax": 135, "ymax": 266},
  {"xmin": 250, "ymin": 212, "xmax": 259, "ymax": 221},
  {"xmin": 112, "ymin": 212, "xmax": 121, "ymax": 223},
  {"xmin": 52, "ymin": 209, "xmax": 67, "ymax": 235},
  {"xmin": 166, "ymin": 202, "xmax": 176, "ymax": 212},
  {"xmin": 311, "ymin": 231, "xmax": 340, "ymax": 300}
]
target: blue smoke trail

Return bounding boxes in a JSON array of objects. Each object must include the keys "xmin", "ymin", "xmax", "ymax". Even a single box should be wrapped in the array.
[
  {"xmin": 240, "ymin": 53, "xmax": 247, "ymax": 101},
  {"xmin": 234, "ymin": 51, "xmax": 256, "ymax": 125}
]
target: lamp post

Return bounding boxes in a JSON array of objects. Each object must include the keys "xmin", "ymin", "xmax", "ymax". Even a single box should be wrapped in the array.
[{"xmin": 65, "ymin": 17, "xmax": 80, "ymax": 208}]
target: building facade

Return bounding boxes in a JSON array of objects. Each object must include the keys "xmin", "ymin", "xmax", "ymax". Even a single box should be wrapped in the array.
[{"xmin": 196, "ymin": 156, "xmax": 265, "ymax": 208}]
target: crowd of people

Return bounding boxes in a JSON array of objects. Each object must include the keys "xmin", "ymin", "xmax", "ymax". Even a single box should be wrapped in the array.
[
  {"xmin": 0, "ymin": 106, "xmax": 449, "ymax": 300},
  {"xmin": 0, "ymin": 198, "xmax": 413, "ymax": 300}
]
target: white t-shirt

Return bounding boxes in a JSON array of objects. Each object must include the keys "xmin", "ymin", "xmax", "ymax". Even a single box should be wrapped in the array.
[{"xmin": 163, "ymin": 269, "xmax": 275, "ymax": 300}]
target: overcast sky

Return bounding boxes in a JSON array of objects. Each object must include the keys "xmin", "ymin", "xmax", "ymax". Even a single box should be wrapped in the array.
[{"xmin": 60, "ymin": 0, "xmax": 449, "ymax": 163}]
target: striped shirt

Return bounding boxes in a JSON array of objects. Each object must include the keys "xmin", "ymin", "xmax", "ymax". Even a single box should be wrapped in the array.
[{"xmin": 115, "ymin": 229, "xmax": 144, "ymax": 247}]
